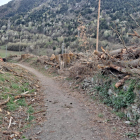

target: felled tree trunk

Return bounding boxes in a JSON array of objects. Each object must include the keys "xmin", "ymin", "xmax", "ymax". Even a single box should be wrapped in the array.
[
  {"xmin": 94, "ymin": 46, "xmax": 140, "ymax": 59},
  {"xmin": 94, "ymin": 50, "xmax": 103, "ymax": 57},
  {"xmin": 118, "ymin": 58, "xmax": 140, "ymax": 68},
  {"xmin": 98, "ymin": 64, "xmax": 140, "ymax": 75},
  {"xmin": 110, "ymin": 64, "xmax": 140, "ymax": 75},
  {"xmin": 115, "ymin": 75, "xmax": 130, "ymax": 88}
]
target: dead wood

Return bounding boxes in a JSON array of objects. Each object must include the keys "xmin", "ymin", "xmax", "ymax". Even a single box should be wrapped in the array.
[
  {"xmin": 0, "ymin": 70, "xmax": 5, "ymax": 74},
  {"xmin": 98, "ymin": 64, "xmax": 140, "ymax": 75},
  {"xmin": 21, "ymin": 91, "xmax": 29, "ymax": 95},
  {"xmin": 3, "ymin": 66, "xmax": 13, "ymax": 72},
  {"xmin": 132, "ymin": 47, "xmax": 140, "ymax": 56},
  {"xmin": 97, "ymin": 64, "xmax": 108, "ymax": 69},
  {"xmin": 44, "ymin": 61, "xmax": 56, "ymax": 66},
  {"xmin": 115, "ymin": 75, "xmax": 130, "ymax": 88},
  {"xmin": 50, "ymin": 54, "xmax": 55, "ymax": 61},
  {"xmin": 110, "ymin": 64, "xmax": 140, "ymax": 75},
  {"xmin": 33, "ymin": 110, "xmax": 46, "ymax": 115},
  {"xmin": 14, "ymin": 94, "xmax": 35, "ymax": 99},
  {"xmin": 94, "ymin": 46, "xmax": 140, "ymax": 60},
  {"xmin": 94, "ymin": 50, "xmax": 103, "ymax": 57},
  {"xmin": 0, "ymin": 96, "xmax": 10, "ymax": 106},
  {"xmin": 8, "ymin": 117, "xmax": 13, "ymax": 129},
  {"xmin": 3, "ymin": 131, "xmax": 20, "ymax": 136},
  {"xmin": 95, "ymin": 48, "xmax": 122, "ymax": 58},
  {"xmin": 128, "ymin": 31, "xmax": 140, "ymax": 38},
  {"xmin": 109, "ymin": 48, "xmax": 122, "ymax": 56},
  {"xmin": 118, "ymin": 58, "xmax": 140, "ymax": 68}
]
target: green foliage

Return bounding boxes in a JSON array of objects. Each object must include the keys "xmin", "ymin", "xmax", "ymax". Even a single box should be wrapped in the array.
[
  {"xmin": 28, "ymin": 115, "xmax": 34, "ymax": 122},
  {"xmin": 94, "ymin": 79, "xmax": 136, "ymax": 111},
  {"xmin": 98, "ymin": 113, "xmax": 104, "ymax": 118},
  {"xmin": 27, "ymin": 106, "xmax": 34, "ymax": 114},
  {"xmin": 6, "ymin": 97, "xmax": 18, "ymax": 111},
  {"xmin": 7, "ymin": 42, "xmax": 28, "ymax": 51},
  {"xmin": 0, "ymin": 0, "xmax": 140, "ymax": 51},
  {"xmin": 0, "ymin": 75, "xmax": 5, "ymax": 82},
  {"xmin": 11, "ymin": 83, "xmax": 19, "ymax": 89},
  {"xmin": 53, "ymin": 46, "xmax": 56, "ymax": 50},
  {"xmin": 116, "ymin": 112, "xmax": 126, "ymax": 119},
  {"xmin": 17, "ymin": 99, "xmax": 27, "ymax": 107},
  {"xmin": 126, "ymin": 132, "xmax": 137, "ymax": 138}
]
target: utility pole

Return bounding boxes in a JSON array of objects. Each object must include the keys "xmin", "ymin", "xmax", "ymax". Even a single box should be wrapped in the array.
[
  {"xmin": 6, "ymin": 19, "xmax": 10, "ymax": 58},
  {"xmin": 62, "ymin": 37, "xmax": 65, "ymax": 54},
  {"xmin": 6, "ymin": 45, "xmax": 7, "ymax": 58},
  {"xmin": 96, "ymin": 0, "xmax": 101, "ymax": 51},
  {"xmin": 19, "ymin": 35, "xmax": 21, "ymax": 55}
]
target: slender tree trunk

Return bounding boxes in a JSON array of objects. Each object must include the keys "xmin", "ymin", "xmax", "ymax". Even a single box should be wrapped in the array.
[{"xmin": 96, "ymin": 0, "xmax": 101, "ymax": 51}]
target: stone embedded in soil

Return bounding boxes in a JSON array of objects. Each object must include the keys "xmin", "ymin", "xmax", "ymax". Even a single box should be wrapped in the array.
[
  {"xmin": 123, "ymin": 85, "xmax": 129, "ymax": 91},
  {"xmin": 138, "ymin": 128, "xmax": 140, "ymax": 134},
  {"xmin": 125, "ymin": 121, "xmax": 131, "ymax": 125},
  {"xmin": 108, "ymin": 89, "xmax": 113, "ymax": 95}
]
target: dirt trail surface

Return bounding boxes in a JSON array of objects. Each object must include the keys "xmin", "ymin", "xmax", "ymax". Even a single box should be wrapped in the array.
[{"xmin": 16, "ymin": 64, "xmax": 134, "ymax": 140}]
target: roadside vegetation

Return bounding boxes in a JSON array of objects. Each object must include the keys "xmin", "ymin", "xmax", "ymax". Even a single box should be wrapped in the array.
[{"xmin": 0, "ymin": 62, "xmax": 46, "ymax": 140}]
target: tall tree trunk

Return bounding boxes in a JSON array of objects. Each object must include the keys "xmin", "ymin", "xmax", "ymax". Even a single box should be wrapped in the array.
[{"xmin": 96, "ymin": 0, "xmax": 101, "ymax": 51}]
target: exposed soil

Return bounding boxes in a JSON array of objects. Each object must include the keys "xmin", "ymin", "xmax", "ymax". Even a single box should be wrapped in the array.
[{"xmin": 16, "ymin": 64, "xmax": 138, "ymax": 140}]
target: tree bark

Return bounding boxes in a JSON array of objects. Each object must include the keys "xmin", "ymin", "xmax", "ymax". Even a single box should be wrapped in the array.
[
  {"xmin": 115, "ymin": 75, "xmax": 130, "ymax": 88},
  {"xmin": 96, "ymin": 0, "xmax": 101, "ymax": 51}
]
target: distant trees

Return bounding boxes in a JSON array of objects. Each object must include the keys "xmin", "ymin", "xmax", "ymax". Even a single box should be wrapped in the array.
[{"xmin": 0, "ymin": 0, "xmax": 139, "ymax": 54}]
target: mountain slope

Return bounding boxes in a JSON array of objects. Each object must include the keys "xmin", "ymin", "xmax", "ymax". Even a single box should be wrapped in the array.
[
  {"xmin": 0, "ymin": 0, "xmax": 140, "ymax": 54},
  {"xmin": 0, "ymin": 0, "xmax": 47, "ymax": 18}
]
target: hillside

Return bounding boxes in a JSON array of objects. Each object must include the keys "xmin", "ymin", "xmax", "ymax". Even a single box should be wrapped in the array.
[{"xmin": 0, "ymin": 0, "xmax": 140, "ymax": 55}]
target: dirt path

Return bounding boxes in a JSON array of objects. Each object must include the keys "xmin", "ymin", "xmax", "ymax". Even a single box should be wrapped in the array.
[{"xmin": 16, "ymin": 64, "xmax": 133, "ymax": 140}]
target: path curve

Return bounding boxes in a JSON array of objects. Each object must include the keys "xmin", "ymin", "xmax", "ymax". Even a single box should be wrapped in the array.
[{"xmin": 16, "ymin": 64, "xmax": 129, "ymax": 140}]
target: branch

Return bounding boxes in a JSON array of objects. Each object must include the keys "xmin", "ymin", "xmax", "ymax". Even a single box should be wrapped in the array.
[{"xmin": 0, "ymin": 96, "xmax": 10, "ymax": 106}]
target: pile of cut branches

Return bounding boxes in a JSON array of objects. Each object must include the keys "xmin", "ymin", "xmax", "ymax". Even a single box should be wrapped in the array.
[{"xmin": 94, "ymin": 44, "xmax": 140, "ymax": 88}]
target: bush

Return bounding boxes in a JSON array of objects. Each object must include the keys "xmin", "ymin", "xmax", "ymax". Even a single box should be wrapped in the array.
[
  {"xmin": 94, "ymin": 79, "xmax": 136, "ymax": 111},
  {"xmin": 7, "ymin": 42, "xmax": 28, "ymax": 51},
  {"xmin": 53, "ymin": 46, "xmax": 56, "ymax": 50}
]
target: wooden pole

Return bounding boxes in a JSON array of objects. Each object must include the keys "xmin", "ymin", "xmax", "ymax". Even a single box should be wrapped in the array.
[{"xmin": 96, "ymin": 0, "xmax": 101, "ymax": 51}]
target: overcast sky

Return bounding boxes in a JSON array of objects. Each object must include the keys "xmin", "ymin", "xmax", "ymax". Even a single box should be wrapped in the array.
[{"xmin": 0, "ymin": 0, "xmax": 11, "ymax": 6}]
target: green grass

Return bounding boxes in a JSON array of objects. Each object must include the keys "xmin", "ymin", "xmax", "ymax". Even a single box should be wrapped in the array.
[
  {"xmin": 94, "ymin": 79, "xmax": 136, "ymax": 111},
  {"xmin": 28, "ymin": 115, "xmax": 34, "ymax": 122},
  {"xmin": 0, "ymin": 49, "xmax": 21, "ymax": 58},
  {"xmin": 6, "ymin": 97, "xmax": 19, "ymax": 111},
  {"xmin": 27, "ymin": 106, "xmax": 34, "ymax": 114},
  {"xmin": 65, "ymin": 77, "xmax": 73, "ymax": 81},
  {"xmin": 0, "ymin": 61, "xmax": 39, "ymax": 137},
  {"xmin": 115, "ymin": 112, "xmax": 125, "ymax": 119},
  {"xmin": 17, "ymin": 99, "xmax": 27, "ymax": 107},
  {"xmin": 20, "ymin": 123, "xmax": 31, "ymax": 132},
  {"xmin": 11, "ymin": 83, "xmax": 19, "ymax": 89},
  {"xmin": 126, "ymin": 132, "xmax": 137, "ymax": 138},
  {"xmin": 98, "ymin": 113, "xmax": 104, "ymax": 118},
  {"xmin": 4, "ymin": 87, "xmax": 10, "ymax": 92},
  {"xmin": 0, "ymin": 75, "xmax": 5, "ymax": 82}
]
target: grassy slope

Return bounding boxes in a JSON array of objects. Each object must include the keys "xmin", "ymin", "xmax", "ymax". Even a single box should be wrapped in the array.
[{"xmin": 0, "ymin": 62, "xmax": 45, "ymax": 139}]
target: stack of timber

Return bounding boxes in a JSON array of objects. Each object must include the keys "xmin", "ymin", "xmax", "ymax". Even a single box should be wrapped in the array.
[{"xmin": 94, "ymin": 45, "xmax": 140, "ymax": 88}]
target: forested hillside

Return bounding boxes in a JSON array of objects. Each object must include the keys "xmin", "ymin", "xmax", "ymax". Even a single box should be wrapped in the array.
[{"xmin": 0, "ymin": 0, "xmax": 140, "ymax": 55}]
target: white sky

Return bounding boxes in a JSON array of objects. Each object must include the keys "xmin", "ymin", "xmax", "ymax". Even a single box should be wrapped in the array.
[{"xmin": 0, "ymin": 0, "xmax": 11, "ymax": 6}]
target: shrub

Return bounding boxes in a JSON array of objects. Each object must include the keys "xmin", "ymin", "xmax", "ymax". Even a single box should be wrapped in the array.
[
  {"xmin": 94, "ymin": 79, "xmax": 136, "ymax": 111},
  {"xmin": 53, "ymin": 46, "xmax": 56, "ymax": 50},
  {"xmin": 7, "ymin": 42, "xmax": 28, "ymax": 51}
]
